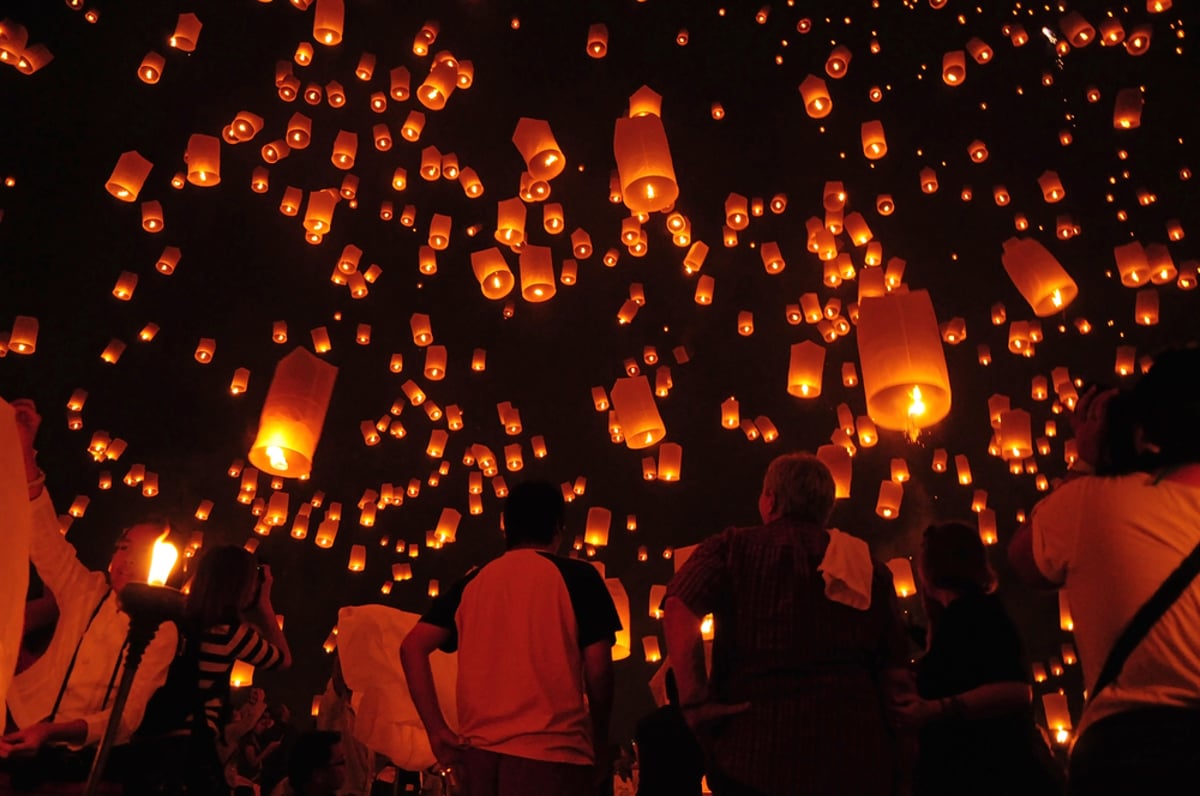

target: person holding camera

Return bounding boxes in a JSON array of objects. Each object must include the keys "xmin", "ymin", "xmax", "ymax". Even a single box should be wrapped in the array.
[{"xmin": 128, "ymin": 545, "xmax": 292, "ymax": 794}]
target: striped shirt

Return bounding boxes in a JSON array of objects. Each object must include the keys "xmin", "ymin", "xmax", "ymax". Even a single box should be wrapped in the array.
[{"xmin": 197, "ymin": 622, "xmax": 284, "ymax": 733}]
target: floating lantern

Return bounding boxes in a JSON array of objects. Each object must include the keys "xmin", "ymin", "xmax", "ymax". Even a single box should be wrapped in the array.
[
  {"xmin": 185, "ymin": 133, "xmax": 221, "ymax": 186},
  {"xmin": 942, "ymin": 50, "xmax": 966, "ymax": 84},
  {"xmin": 876, "ymin": 480, "xmax": 903, "ymax": 519},
  {"xmin": 169, "ymin": 13, "xmax": 202, "ymax": 52},
  {"xmin": 998, "ymin": 409, "xmax": 1033, "ymax": 460},
  {"xmin": 658, "ymin": 443, "xmax": 683, "ymax": 481},
  {"xmin": 799, "ymin": 75, "xmax": 832, "ymax": 117},
  {"xmin": 519, "ymin": 245, "xmax": 556, "ymax": 302},
  {"xmin": 694, "ymin": 275, "xmax": 715, "ymax": 305},
  {"xmin": 248, "ymin": 347, "xmax": 338, "ymax": 478},
  {"xmin": 417, "ymin": 56, "xmax": 458, "ymax": 110},
  {"xmin": 106, "ymin": 151, "xmax": 153, "ymax": 201},
  {"xmin": 138, "ymin": 52, "xmax": 165, "ymax": 84},
  {"xmin": 861, "ymin": 120, "xmax": 887, "ymax": 159},
  {"xmin": 586, "ymin": 23, "xmax": 608, "ymax": 58},
  {"xmin": 1134, "ymin": 289, "xmax": 1159, "ymax": 325},
  {"xmin": 613, "ymin": 115, "xmax": 678, "ymax": 214},
  {"xmin": 787, "ymin": 340, "xmax": 825, "ymax": 398},
  {"xmin": 857, "ymin": 290, "xmax": 951, "ymax": 437},
  {"xmin": 610, "ymin": 376, "xmax": 666, "ymax": 449},
  {"xmin": 816, "ymin": 444, "xmax": 851, "ymax": 498},
  {"xmin": 194, "ymin": 338, "xmax": 216, "ymax": 364},
  {"xmin": 1113, "ymin": 241, "xmax": 1151, "ymax": 286},
  {"xmin": 313, "ymin": 0, "xmax": 344, "ymax": 45},
  {"xmin": 585, "ymin": 507, "xmax": 611, "ymax": 547},
  {"xmin": 1113, "ymin": 88, "xmax": 1143, "ymax": 129},
  {"xmin": 887, "ymin": 558, "xmax": 916, "ymax": 597},
  {"xmin": 471, "ymin": 247, "xmax": 515, "ymax": 299},
  {"xmin": 512, "ymin": 118, "xmax": 565, "ymax": 181},
  {"xmin": 825, "ymin": 44, "xmax": 851, "ymax": 77},
  {"xmin": 1001, "ymin": 237, "xmax": 1078, "ymax": 316}
]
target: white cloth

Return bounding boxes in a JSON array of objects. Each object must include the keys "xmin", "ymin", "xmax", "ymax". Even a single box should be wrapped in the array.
[
  {"xmin": 334, "ymin": 604, "xmax": 458, "ymax": 772},
  {"xmin": 6, "ymin": 489, "xmax": 178, "ymax": 747},
  {"xmin": 1031, "ymin": 470, "xmax": 1200, "ymax": 739},
  {"xmin": 0, "ymin": 401, "xmax": 32, "ymax": 710},
  {"xmin": 818, "ymin": 528, "xmax": 874, "ymax": 611}
]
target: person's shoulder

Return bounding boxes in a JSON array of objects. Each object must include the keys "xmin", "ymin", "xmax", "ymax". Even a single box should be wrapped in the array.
[{"xmin": 537, "ymin": 552, "xmax": 603, "ymax": 580}]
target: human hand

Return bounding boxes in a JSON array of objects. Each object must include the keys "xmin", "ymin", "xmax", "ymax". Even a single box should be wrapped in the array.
[
  {"xmin": 11, "ymin": 398, "xmax": 42, "ymax": 485},
  {"xmin": 428, "ymin": 724, "xmax": 467, "ymax": 771},
  {"xmin": 888, "ymin": 693, "xmax": 941, "ymax": 729},
  {"xmin": 256, "ymin": 564, "xmax": 275, "ymax": 610},
  {"xmin": 1070, "ymin": 386, "xmax": 1119, "ymax": 469},
  {"xmin": 0, "ymin": 722, "xmax": 56, "ymax": 757}
]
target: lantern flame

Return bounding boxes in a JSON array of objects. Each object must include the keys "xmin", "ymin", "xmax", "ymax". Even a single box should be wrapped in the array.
[
  {"xmin": 267, "ymin": 445, "xmax": 289, "ymax": 472},
  {"xmin": 1051, "ymin": 289, "xmax": 1063, "ymax": 307},
  {"xmin": 147, "ymin": 531, "xmax": 179, "ymax": 586},
  {"xmin": 907, "ymin": 386, "xmax": 926, "ymax": 418}
]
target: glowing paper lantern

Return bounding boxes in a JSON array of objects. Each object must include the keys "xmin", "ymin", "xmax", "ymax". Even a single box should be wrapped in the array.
[
  {"xmin": 798, "ymin": 75, "xmax": 832, "ymax": 118},
  {"xmin": 876, "ymin": 481, "xmax": 902, "ymax": 519},
  {"xmin": 816, "ymin": 444, "xmax": 851, "ymax": 498},
  {"xmin": 417, "ymin": 55, "xmax": 458, "ymax": 110},
  {"xmin": 470, "ymin": 247, "xmax": 515, "ymax": 299},
  {"xmin": 138, "ymin": 52, "xmax": 165, "ymax": 84},
  {"xmin": 610, "ymin": 376, "xmax": 666, "ymax": 450},
  {"xmin": 313, "ymin": 0, "xmax": 344, "ymax": 45},
  {"xmin": 613, "ymin": 113, "xmax": 678, "ymax": 215},
  {"xmin": 519, "ymin": 246, "xmax": 556, "ymax": 302},
  {"xmin": 169, "ymin": 13, "xmax": 202, "ymax": 52},
  {"xmin": 1000, "ymin": 237, "xmax": 1078, "ymax": 316},
  {"xmin": 861, "ymin": 120, "xmax": 887, "ymax": 159},
  {"xmin": 886, "ymin": 559, "xmax": 916, "ymax": 597},
  {"xmin": 1113, "ymin": 241, "xmax": 1151, "ymax": 286},
  {"xmin": 941, "ymin": 50, "xmax": 966, "ymax": 84},
  {"xmin": 248, "ymin": 347, "xmax": 339, "ymax": 479},
  {"xmin": 998, "ymin": 410, "xmax": 1033, "ymax": 460},
  {"xmin": 1113, "ymin": 88, "xmax": 1143, "ymax": 129},
  {"xmin": 9, "ymin": 316, "xmax": 37, "ymax": 354},
  {"xmin": 585, "ymin": 507, "xmax": 612, "ymax": 547},
  {"xmin": 512, "ymin": 118, "xmax": 565, "ymax": 181},
  {"xmin": 587, "ymin": 23, "xmax": 609, "ymax": 58},
  {"xmin": 658, "ymin": 443, "xmax": 682, "ymax": 481},
  {"xmin": 605, "ymin": 579, "xmax": 631, "ymax": 660},
  {"xmin": 185, "ymin": 134, "xmax": 221, "ymax": 186},
  {"xmin": 856, "ymin": 290, "xmax": 951, "ymax": 437},
  {"xmin": 106, "ymin": 151, "xmax": 153, "ymax": 201},
  {"xmin": 787, "ymin": 341, "xmax": 825, "ymax": 398}
]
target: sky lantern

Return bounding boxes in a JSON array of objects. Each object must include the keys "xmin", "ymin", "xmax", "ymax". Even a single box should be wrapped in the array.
[
  {"xmin": 657, "ymin": 443, "xmax": 682, "ymax": 481},
  {"xmin": 1038, "ymin": 171, "xmax": 1065, "ymax": 202},
  {"xmin": 798, "ymin": 75, "xmax": 832, "ymax": 118},
  {"xmin": 512, "ymin": 118, "xmax": 566, "ymax": 181},
  {"xmin": 1113, "ymin": 241, "xmax": 1151, "ymax": 286},
  {"xmin": 1113, "ymin": 88, "xmax": 1144, "ymax": 129},
  {"xmin": 248, "ymin": 347, "xmax": 339, "ymax": 479},
  {"xmin": 857, "ymin": 290, "xmax": 952, "ymax": 439},
  {"xmin": 106, "ymin": 151, "xmax": 153, "ymax": 201},
  {"xmin": 495, "ymin": 197, "xmax": 526, "ymax": 247},
  {"xmin": 587, "ymin": 23, "xmax": 609, "ymax": 58},
  {"xmin": 875, "ymin": 480, "xmax": 902, "ymax": 519},
  {"xmin": 610, "ymin": 376, "xmax": 666, "ymax": 449},
  {"xmin": 313, "ymin": 0, "xmax": 344, "ymax": 46},
  {"xmin": 886, "ymin": 559, "xmax": 916, "ymax": 597},
  {"xmin": 303, "ymin": 189, "xmax": 338, "ymax": 243},
  {"xmin": 140, "ymin": 200, "xmax": 164, "ymax": 232},
  {"xmin": 138, "ymin": 52, "xmax": 165, "ymax": 84},
  {"xmin": 825, "ymin": 44, "xmax": 851, "ymax": 78},
  {"xmin": 1135, "ymin": 289, "xmax": 1159, "ymax": 325},
  {"xmin": 331, "ymin": 130, "xmax": 357, "ymax": 169},
  {"xmin": 998, "ymin": 409, "xmax": 1033, "ymax": 460},
  {"xmin": 604, "ymin": 579, "xmax": 631, "ymax": 660},
  {"xmin": 585, "ymin": 507, "xmax": 612, "ymax": 547},
  {"xmin": 816, "ymin": 444, "xmax": 851, "ymax": 498},
  {"xmin": 613, "ymin": 89, "xmax": 678, "ymax": 214},
  {"xmin": 978, "ymin": 510, "xmax": 998, "ymax": 546},
  {"xmin": 965, "ymin": 37, "xmax": 992, "ymax": 63},
  {"xmin": 941, "ymin": 50, "xmax": 966, "ymax": 85},
  {"xmin": 470, "ymin": 247, "xmax": 514, "ymax": 299},
  {"xmin": 519, "ymin": 245, "xmax": 556, "ymax": 302},
  {"xmin": 787, "ymin": 340, "xmax": 825, "ymax": 398},
  {"xmin": 417, "ymin": 54, "xmax": 459, "ymax": 110},
  {"xmin": 861, "ymin": 120, "xmax": 887, "ymax": 159},
  {"xmin": 169, "ymin": 13, "xmax": 202, "ymax": 52},
  {"xmin": 1000, "ymin": 237, "xmax": 1078, "ymax": 316},
  {"xmin": 9, "ymin": 316, "xmax": 37, "ymax": 354},
  {"xmin": 1059, "ymin": 11, "xmax": 1095, "ymax": 48}
]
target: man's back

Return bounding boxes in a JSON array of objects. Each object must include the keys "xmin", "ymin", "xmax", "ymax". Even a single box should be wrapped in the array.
[{"xmin": 425, "ymin": 549, "xmax": 619, "ymax": 765}]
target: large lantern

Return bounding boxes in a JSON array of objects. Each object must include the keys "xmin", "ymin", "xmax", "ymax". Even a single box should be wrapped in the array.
[
  {"xmin": 249, "ymin": 347, "xmax": 339, "ymax": 479},
  {"xmin": 613, "ymin": 113, "xmax": 678, "ymax": 215},
  {"xmin": 857, "ymin": 289, "xmax": 951, "ymax": 438},
  {"xmin": 512, "ymin": 118, "xmax": 566, "ymax": 181}
]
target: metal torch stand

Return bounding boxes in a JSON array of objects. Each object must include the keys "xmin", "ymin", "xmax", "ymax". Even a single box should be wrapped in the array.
[{"xmin": 84, "ymin": 584, "xmax": 183, "ymax": 796}]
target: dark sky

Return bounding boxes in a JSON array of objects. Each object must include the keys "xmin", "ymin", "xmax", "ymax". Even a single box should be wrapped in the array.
[{"xmin": 1, "ymin": 0, "xmax": 1197, "ymax": 742}]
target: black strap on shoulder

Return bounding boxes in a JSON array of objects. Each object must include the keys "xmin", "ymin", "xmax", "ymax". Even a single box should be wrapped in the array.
[
  {"xmin": 1092, "ymin": 539, "xmax": 1200, "ymax": 699},
  {"xmin": 47, "ymin": 589, "xmax": 112, "ymax": 722}
]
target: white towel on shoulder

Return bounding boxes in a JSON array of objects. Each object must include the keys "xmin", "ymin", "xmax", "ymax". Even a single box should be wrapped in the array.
[{"xmin": 818, "ymin": 528, "xmax": 874, "ymax": 611}]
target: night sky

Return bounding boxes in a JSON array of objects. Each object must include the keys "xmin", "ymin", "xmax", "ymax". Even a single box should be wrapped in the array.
[{"xmin": 2, "ymin": 0, "xmax": 1196, "ymax": 742}]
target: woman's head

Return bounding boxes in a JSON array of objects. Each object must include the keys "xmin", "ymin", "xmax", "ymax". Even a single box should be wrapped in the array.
[
  {"xmin": 185, "ymin": 544, "xmax": 259, "ymax": 627},
  {"xmin": 918, "ymin": 521, "xmax": 996, "ymax": 597}
]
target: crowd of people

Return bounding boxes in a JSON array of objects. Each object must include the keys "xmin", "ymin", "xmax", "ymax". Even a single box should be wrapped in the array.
[{"xmin": 1, "ymin": 344, "xmax": 1198, "ymax": 795}]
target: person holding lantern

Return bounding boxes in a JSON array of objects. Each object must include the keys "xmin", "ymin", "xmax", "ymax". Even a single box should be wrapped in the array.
[
  {"xmin": 0, "ymin": 399, "xmax": 178, "ymax": 786},
  {"xmin": 663, "ymin": 452, "xmax": 909, "ymax": 795},
  {"xmin": 1010, "ymin": 347, "xmax": 1200, "ymax": 793}
]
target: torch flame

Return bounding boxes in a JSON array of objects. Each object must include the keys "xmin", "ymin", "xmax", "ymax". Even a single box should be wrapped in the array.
[{"xmin": 147, "ymin": 531, "xmax": 179, "ymax": 586}]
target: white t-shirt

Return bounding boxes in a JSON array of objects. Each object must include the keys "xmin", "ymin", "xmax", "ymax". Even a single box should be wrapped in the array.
[{"xmin": 1031, "ymin": 470, "xmax": 1200, "ymax": 738}]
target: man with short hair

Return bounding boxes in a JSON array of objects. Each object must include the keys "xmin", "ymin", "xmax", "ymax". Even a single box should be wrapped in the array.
[
  {"xmin": 1, "ymin": 400, "xmax": 178, "ymax": 780},
  {"xmin": 664, "ymin": 452, "xmax": 909, "ymax": 795},
  {"xmin": 402, "ymin": 481, "xmax": 621, "ymax": 796}
]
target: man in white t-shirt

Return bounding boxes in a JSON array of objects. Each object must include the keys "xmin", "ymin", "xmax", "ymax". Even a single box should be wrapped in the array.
[{"xmin": 1010, "ymin": 347, "xmax": 1200, "ymax": 793}]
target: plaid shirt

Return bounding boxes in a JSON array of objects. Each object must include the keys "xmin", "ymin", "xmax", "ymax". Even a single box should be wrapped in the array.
[{"xmin": 667, "ymin": 519, "xmax": 908, "ymax": 795}]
